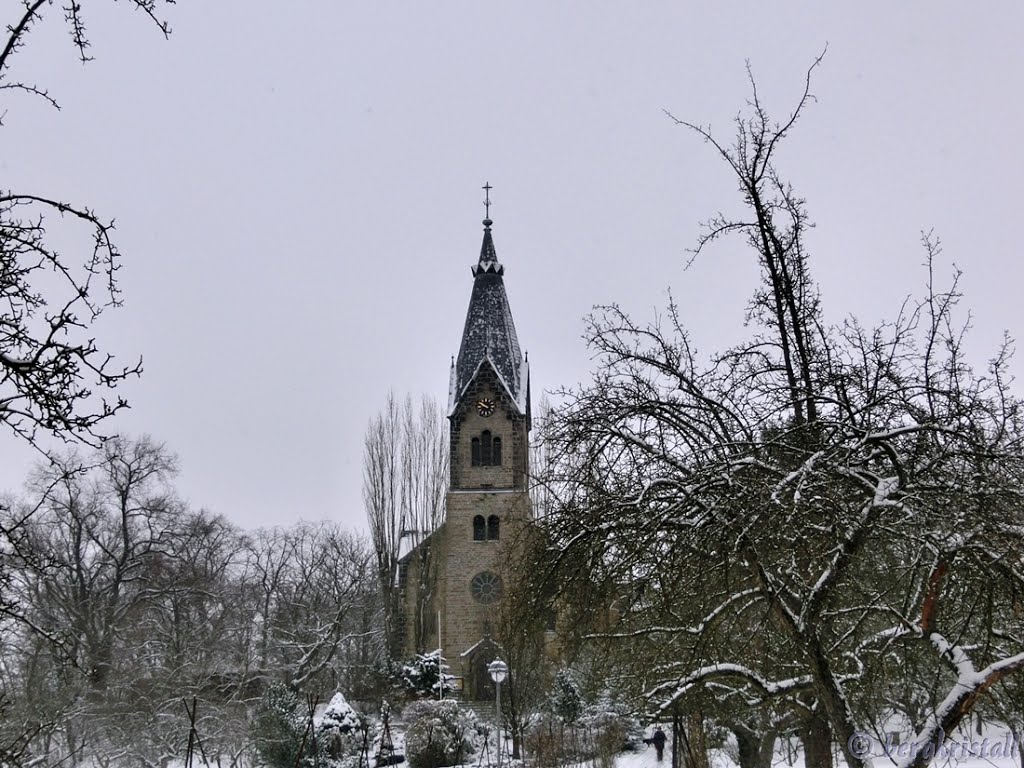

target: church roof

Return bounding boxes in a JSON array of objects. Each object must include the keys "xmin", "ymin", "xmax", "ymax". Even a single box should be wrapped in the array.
[{"xmin": 449, "ymin": 218, "xmax": 528, "ymax": 415}]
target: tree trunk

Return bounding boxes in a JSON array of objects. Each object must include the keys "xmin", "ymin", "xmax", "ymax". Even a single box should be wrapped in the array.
[
  {"xmin": 801, "ymin": 713, "xmax": 832, "ymax": 768},
  {"xmin": 735, "ymin": 726, "xmax": 776, "ymax": 768},
  {"xmin": 672, "ymin": 709, "xmax": 681, "ymax": 768},
  {"xmin": 86, "ymin": 635, "xmax": 114, "ymax": 692},
  {"xmin": 679, "ymin": 711, "xmax": 709, "ymax": 768},
  {"xmin": 385, "ymin": 588, "xmax": 403, "ymax": 659}
]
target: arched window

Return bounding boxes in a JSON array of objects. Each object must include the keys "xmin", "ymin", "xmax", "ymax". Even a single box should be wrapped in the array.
[
  {"xmin": 487, "ymin": 515, "xmax": 500, "ymax": 540},
  {"xmin": 471, "ymin": 431, "xmax": 503, "ymax": 467},
  {"xmin": 480, "ymin": 431, "xmax": 493, "ymax": 465},
  {"xmin": 471, "ymin": 432, "xmax": 504, "ymax": 467},
  {"xmin": 472, "ymin": 515, "xmax": 485, "ymax": 541}
]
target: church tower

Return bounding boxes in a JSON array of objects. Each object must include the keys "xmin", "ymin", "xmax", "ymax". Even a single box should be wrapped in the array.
[
  {"xmin": 440, "ymin": 203, "xmax": 532, "ymax": 699},
  {"xmin": 396, "ymin": 195, "xmax": 532, "ymax": 700},
  {"xmin": 449, "ymin": 212, "xmax": 531, "ymax": 492}
]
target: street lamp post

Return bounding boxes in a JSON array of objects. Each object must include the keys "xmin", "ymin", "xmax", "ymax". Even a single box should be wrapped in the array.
[{"xmin": 487, "ymin": 659, "xmax": 508, "ymax": 768}]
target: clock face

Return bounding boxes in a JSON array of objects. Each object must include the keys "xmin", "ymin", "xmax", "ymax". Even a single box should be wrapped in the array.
[{"xmin": 476, "ymin": 398, "xmax": 495, "ymax": 417}]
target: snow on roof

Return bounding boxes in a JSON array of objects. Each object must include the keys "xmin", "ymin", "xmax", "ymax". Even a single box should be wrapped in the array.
[
  {"xmin": 397, "ymin": 523, "xmax": 444, "ymax": 564},
  {"xmin": 459, "ymin": 636, "xmax": 501, "ymax": 658},
  {"xmin": 449, "ymin": 222, "xmax": 528, "ymax": 417}
]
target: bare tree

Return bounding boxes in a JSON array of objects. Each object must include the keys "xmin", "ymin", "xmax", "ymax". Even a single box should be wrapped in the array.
[
  {"xmin": 3, "ymin": 438, "xmax": 381, "ymax": 766},
  {"xmin": 529, "ymin": 393, "xmax": 558, "ymax": 519},
  {"xmin": 667, "ymin": 54, "xmax": 825, "ymax": 430},
  {"xmin": 0, "ymin": 1, "xmax": 179, "ymax": 449},
  {"xmin": 362, "ymin": 392, "xmax": 448, "ymax": 657},
  {"xmin": 496, "ymin": 542, "xmax": 552, "ymax": 760},
  {"xmin": 17, "ymin": 436, "xmax": 180, "ymax": 692},
  {"xmin": 242, "ymin": 522, "xmax": 379, "ymax": 692},
  {"xmin": 527, "ymin": 58, "xmax": 1024, "ymax": 768},
  {"xmin": 1, "ymin": 437, "xmax": 184, "ymax": 764},
  {"xmin": 1, "ymin": 8, "xmax": 176, "ymax": 756}
]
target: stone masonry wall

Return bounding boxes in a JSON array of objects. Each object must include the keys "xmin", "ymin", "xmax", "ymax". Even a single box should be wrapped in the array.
[
  {"xmin": 396, "ymin": 361, "xmax": 533, "ymax": 697},
  {"xmin": 449, "ymin": 365, "xmax": 528, "ymax": 490},
  {"xmin": 439, "ymin": 489, "xmax": 532, "ymax": 694}
]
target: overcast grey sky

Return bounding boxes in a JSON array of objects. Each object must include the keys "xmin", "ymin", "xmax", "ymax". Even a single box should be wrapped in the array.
[{"xmin": 2, "ymin": 2, "xmax": 1022, "ymax": 531}]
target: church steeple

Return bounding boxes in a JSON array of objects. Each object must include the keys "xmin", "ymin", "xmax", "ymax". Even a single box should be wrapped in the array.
[
  {"xmin": 473, "ymin": 183, "xmax": 502, "ymax": 275},
  {"xmin": 473, "ymin": 218, "xmax": 503, "ymax": 275},
  {"xmin": 450, "ymin": 207, "xmax": 528, "ymax": 416},
  {"xmin": 394, "ymin": 187, "xmax": 534, "ymax": 695}
]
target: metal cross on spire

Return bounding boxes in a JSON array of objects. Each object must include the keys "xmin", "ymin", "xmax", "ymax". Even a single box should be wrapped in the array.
[{"xmin": 482, "ymin": 182, "xmax": 493, "ymax": 221}]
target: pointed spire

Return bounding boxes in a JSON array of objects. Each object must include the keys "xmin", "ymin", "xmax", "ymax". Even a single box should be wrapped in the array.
[
  {"xmin": 452, "ymin": 186, "xmax": 525, "ymax": 415},
  {"xmin": 472, "ymin": 223, "xmax": 503, "ymax": 274},
  {"xmin": 473, "ymin": 182, "xmax": 503, "ymax": 275},
  {"xmin": 478, "ymin": 219, "xmax": 499, "ymax": 266}
]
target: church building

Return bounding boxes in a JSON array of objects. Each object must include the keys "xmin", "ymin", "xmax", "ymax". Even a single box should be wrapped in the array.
[{"xmin": 396, "ymin": 204, "xmax": 533, "ymax": 700}]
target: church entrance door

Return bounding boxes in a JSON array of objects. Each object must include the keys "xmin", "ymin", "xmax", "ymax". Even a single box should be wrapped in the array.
[{"xmin": 465, "ymin": 641, "xmax": 500, "ymax": 701}]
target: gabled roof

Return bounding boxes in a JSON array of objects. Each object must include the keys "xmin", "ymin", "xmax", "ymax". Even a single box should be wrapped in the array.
[
  {"xmin": 397, "ymin": 523, "xmax": 443, "ymax": 565},
  {"xmin": 449, "ymin": 218, "xmax": 527, "ymax": 415}
]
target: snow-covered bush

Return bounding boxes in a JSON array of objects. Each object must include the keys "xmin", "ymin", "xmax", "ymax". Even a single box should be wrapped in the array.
[
  {"xmin": 403, "ymin": 699, "xmax": 478, "ymax": 768},
  {"xmin": 524, "ymin": 713, "xmax": 575, "ymax": 768},
  {"xmin": 590, "ymin": 715, "xmax": 626, "ymax": 768},
  {"xmin": 315, "ymin": 692, "xmax": 372, "ymax": 768},
  {"xmin": 252, "ymin": 683, "xmax": 306, "ymax": 768},
  {"xmin": 548, "ymin": 668, "xmax": 583, "ymax": 724},
  {"xmin": 582, "ymin": 691, "xmax": 644, "ymax": 753},
  {"xmin": 252, "ymin": 686, "xmax": 372, "ymax": 768},
  {"xmin": 398, "ymin": 650, "xmax": 456, "ymax": 700},
  {"xmin": 524, "ymin": 669, "xmax": 588, "ymax": 767},
  {"xmin": 527, "ymin": 678, "xmax": 643, "ymax": 767},
  {"xmin": 318, "ymin": 692, "xmax": 361, "ymax": 734}
]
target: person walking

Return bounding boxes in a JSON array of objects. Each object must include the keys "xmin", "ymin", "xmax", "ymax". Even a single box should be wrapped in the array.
[{"xmin": 652, "ymin": 727, "xmax": 667, "ymax": 761}]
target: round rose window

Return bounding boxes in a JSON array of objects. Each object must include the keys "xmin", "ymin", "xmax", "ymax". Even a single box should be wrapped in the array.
[{"xmin": 470, "ymin": 571, "xmax": 503, "ymax": 604}]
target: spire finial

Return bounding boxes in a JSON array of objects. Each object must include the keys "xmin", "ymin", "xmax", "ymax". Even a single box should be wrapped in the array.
[{"xmin": 482, "ymin": 181, "xmax": 493, "ymax": 226}]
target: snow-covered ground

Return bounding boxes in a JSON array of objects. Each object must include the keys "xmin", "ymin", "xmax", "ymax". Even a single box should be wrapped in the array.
[
  {"xmin": 161, "ymin": 721, "xmax": 1020, "ymax": 768},
  {"xmin": 439, "ymin": 725, "xmax": 1021, "ymax": 768}
]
